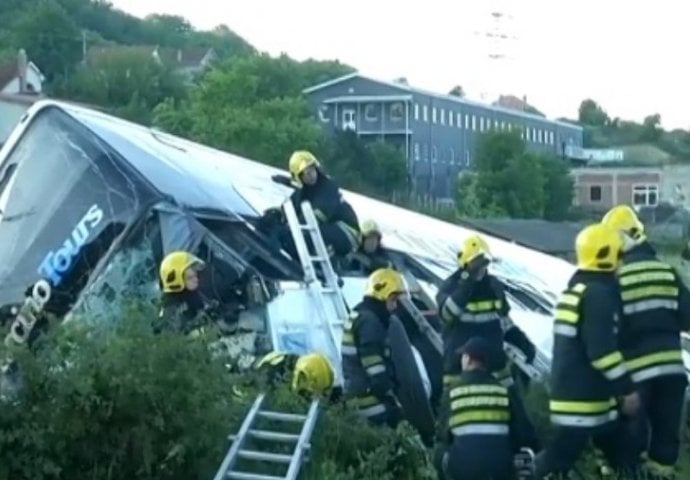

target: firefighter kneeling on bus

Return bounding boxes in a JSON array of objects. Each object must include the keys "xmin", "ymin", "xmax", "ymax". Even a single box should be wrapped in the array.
[
  {"xmin": 435, "ymin": 335, "xmax": 535, "ymax": 480},
  {"xmin": 602, "ymin": 204, "xmax": 690, "ymax": 480},
  {"xmin": 534, "ymin": 223, "xmax": 642, "ymax": 479},
  {"xmin": 254, "ymin": 350, "xmax": 341, "ymax": 401},
  {"xmin": 341, "ymin": 268, "xmax": 405, "ymax": 427},
  {"xmin": 259, "ymin": 150, "xmax": 361, "ymax": 267}
]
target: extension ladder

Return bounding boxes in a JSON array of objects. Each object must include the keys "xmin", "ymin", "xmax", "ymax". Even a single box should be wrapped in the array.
[
  {"xmin": 282, "ymin": 200, "xmax": 349, "ymax": 378},
  {"xmin": 213, "ymin": 393, "xmax": 321, "ymax": 480}
]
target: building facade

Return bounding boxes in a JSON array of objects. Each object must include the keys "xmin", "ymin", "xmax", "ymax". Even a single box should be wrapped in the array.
[
  {"xmin": 571, "ymin": 164, "xmax": 690, "ymax": 213},
  {"xmin": 303, "ymin": 73, "xmax": 583, "ymax": 201}
]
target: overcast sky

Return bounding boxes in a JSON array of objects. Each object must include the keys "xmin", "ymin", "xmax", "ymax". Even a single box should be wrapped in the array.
[{"xmin": 111, "ymin": 0, "xmax": 688, "ymax": 129}]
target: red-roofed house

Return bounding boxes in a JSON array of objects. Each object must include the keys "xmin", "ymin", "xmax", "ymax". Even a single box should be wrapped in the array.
[
  {"xmin": 86, "ymin": 45, "xmax": 216, "ymax": 81},
  {"xmin": 0, "ymin": 49, "xmax": 45, "ymax": 95}
]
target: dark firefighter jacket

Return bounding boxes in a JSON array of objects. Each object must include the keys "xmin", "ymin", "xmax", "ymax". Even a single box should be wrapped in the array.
[
  {"xmin": 436, "ymin": 368, "xmax": 524, "ymax": 479},
  {"xmin": 341, "ymin": 296, "xmax": 398, "ymax": 415},
  {"xmin": 346, "ymin": 245, "xmax": 394, "ymax": 275},
  {"xmin": 290, "ymin": 170, "xmax": 359, "ymax": 232},
  {"xmin": 550, "ymin": 270, "xmax": 635, "ymax": 429},
  {"xmin": 617, "ymin": 242, "xmax": 690, "ymax": 383},
  {"xmin": 436, "ymin": 269, "xmax": 535, "ymax": 386},
  {"xmin": 155, "ymin": 290, "xmax": 216, "ymax": 335}
]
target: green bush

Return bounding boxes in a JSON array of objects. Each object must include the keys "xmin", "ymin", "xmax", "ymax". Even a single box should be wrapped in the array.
[{"xmin": 0, "ymin": 305, "xmax": 435, "ymax": 480}]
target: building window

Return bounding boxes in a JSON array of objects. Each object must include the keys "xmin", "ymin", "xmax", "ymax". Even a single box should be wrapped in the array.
[
  {"xmin": 390, "ymin": 102, "xmax": 404, "ymax": 122},
  {"xmin": 550, "ymin": 131, "xmax": 555, "ymax": 144},
  {"xmin": 507, "ymin": 123, "xmax": 512, "ymax": 132},
  {"xmin": 432, "ymin": 107, "xmax": 437, "ymax": 123},
  {"xmin": 465, "ymin": 150, "xmax": 471, "ymax": 166},
  {"xmin": 423, "ymin": 105, "xmax": 428, "ymax": 122},
  {"xmin": 414, "ymin": 103, "xmax": 420, "ymax": 120},
  {"xmin": 449, "ymin": 147, "xmax": 455, "ymax": 164},
  {"xmin": 632, "ymin": 185, "xmax": 659, "ymax": 207},
  {"xmin": 449, "ymin": 111, "xmax": 454, "ymax": 126},
  {"xmin": 464, "ymin": 114, "xmax": 469, "ymax": 129},
  {"xmin": 414, "ymin": 142, "xmax": 420, "ymax": 161},
  {"xmin": 494, "ymin": 119, "xmax": 500, "ymax": 129},
  {"xmin": 440, "ymin": 108, "xmax": 445, "ymax": 125},
  {"xmin": 537, "ymin": 129, "xmax": 543, "ymax": 143},
  {"xmin": 501, "ymin": 121, "xmax": 506, "ymax": 130},
  {"xmin": 525, "ymin": 127, "xmax": 531, "ymax": 141},
  {"xmin": 457, "ymin": 113, "xmax": 462, "ymax": 128},
  {"xmin": 423, "ymin": 143, "xmax": 429, "ymax": 160},
  {"xmin": 480, "ymin": 117, "xmax": 485, "ymax": 131},
  {"xmin": 431, "ymin": 146, "xmax": 438, "ymax": 162},
  {"xmin": 471, "ymin": 115, "xmax": 476, "ymax": 130},
  {"xmin": 364, "ymin": 104, "xmax": 378, "ymax": 121},
  {"xmin": 590, "ymin": 186, "xmax": 602, "ymax": 202}
]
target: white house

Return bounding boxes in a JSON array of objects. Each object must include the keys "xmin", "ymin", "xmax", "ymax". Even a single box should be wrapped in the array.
[{"xmin": 0, "ymin": 49, "xmax": 45, "ymax": 95}]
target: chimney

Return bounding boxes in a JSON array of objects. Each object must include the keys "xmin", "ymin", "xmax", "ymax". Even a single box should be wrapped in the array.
[{"xmin": 17, "ymin": 49, "xmax": 27, "ymax": 94}]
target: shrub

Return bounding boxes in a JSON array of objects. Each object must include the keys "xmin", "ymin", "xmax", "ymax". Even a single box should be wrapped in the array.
[{"xmin": 0, "ymin": 305, "xmax": 435, "ymax": 480}]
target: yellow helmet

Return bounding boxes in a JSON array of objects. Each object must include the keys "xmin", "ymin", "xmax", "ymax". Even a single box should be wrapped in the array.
[
  {"xmin": 601, "ymin": 204, "xmax": 646, "ymax": 242},
  {"xmin": 292, "ymin": 353, "xmax": 335, "ymax": 395},
  {"xmin": 365, "ymin": 268, "xmax": 407, "ymax": 301},
  {"xmin": 458, "ymin": 234, "xmax": 491, "ymax": 268},
  {"xmin": 289, "ymin": 150, "xmax": 319, "ymax": 186},
  {"xmin": 361, "ymin": 219, "xmax": 381, "ymax": 237},
  {"xmin": 575, "ymin": 223, "xmax": 622, "ymax": 272},
  {"xmin": 159, "ymin": 251, "xmax": 205, "ymax": 293}
]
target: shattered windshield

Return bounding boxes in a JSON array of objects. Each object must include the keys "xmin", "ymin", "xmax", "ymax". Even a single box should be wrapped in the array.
[{"xmin": 0, "ymin": 107, "xmax": 154, "ymax": 310}]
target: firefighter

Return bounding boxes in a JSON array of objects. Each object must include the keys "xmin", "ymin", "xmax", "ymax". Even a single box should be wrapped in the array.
[
  {"xmin": 254, "ymin": 350, "xmax": 338, "ymax": 398},
  {"xmin": 156, "ymin": 251, "xmax": 216, "ymax": 335},
  {"xmin": 266, "ymin": 150, "xmax": 360, "ymax": 263},
  {"xmin": 602, "ymin": 204, "xmax": 690, "ymax": 479},
  {"xmin": 534, "ymin": 223, "xmax": 642, "ymax": 479},
  {"xmin": 347, "ymin": 219, "xmax": 394, "ymax": 274},
  {"xmin": 435, "ymin": 234, "xmax": 539, "ymax": 450},
  {"xmin": 341, "ymin": 267, "xmax": 405, "ymax": 427},
  {"xmin": 436, "ymin": 336, "xmax": 534, "ymax": 480}
]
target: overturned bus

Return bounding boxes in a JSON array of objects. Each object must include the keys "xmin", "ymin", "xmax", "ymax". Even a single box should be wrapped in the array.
[{"xmin": 0, "ymin": 100, "xmax": 688, "ymax": 415}]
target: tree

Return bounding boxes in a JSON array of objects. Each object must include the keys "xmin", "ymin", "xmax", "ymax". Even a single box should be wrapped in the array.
[
  {"xmin": 54, "ymin": 51, "xmax": 188, "ymax": 124},
  {"xmin": 578, "ymin": 99, "xmax": 610, "ymax": 126},
  {"xmin": 641, "ymin": 113, "xmax": 662, "ymax": 142},
  {"xmin": 448, "ymin": 85, "xmax": 465, "ymax": 97},
  {"xmin": 459, "ymin": 130, "xmax": 573, "ymax": 220},
  {"xmin": 9, "ymin": 0, "xmax": 82, "ymax": 81}
]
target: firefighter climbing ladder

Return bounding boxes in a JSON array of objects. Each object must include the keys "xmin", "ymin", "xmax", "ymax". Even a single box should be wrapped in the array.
[
  {"xmin": 282, "ymin": 199, "xmax": 348, "ymax": 376},
  {"xmin": 212, "ymin": 393, "xmax": 321, "ymax": 480}
]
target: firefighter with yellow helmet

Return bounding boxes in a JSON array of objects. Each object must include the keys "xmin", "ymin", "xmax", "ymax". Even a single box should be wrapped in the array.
[
  {"xmin": 262, "ymin": 150, "xmax": 360, "ymax": 265},
  {"xmin": 341, "ymin": 268, "xmax": 406, "ymax": 427},
  {"xmin": 254, "ymin": 350, "xmax": 337, "ymax": 399},
  {"xmin": 156, "ymin": 250, "xmax": 213, "ymax": 334},
  {"xmin": 347, "ymin": 219, "xmax": 394, "ymax": 274},
  {"xmin": 601, "ymin": 204, "xmax": 690, "ymax": 479},
  {"xmin": 534, "ymin": 223, "xmax": 642, "ymax": 479},
  {"xmin": 435, "ymin": 234, "xmax": 540, "ymax": 455}
]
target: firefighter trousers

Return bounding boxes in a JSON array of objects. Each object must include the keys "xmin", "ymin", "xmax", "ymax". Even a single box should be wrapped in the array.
[
  {"xmin": 534, "ymin": 421, "xmax": 640, "ymax": 479},
  {"xmin": 626, "ymin": 374, "xmax": 688, "ymax": 469}
]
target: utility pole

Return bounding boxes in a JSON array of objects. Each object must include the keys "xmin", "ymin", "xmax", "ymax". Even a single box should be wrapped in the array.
[{"xmin": 472, "ymin": 0, "xmax": 520, "ymax": 103}]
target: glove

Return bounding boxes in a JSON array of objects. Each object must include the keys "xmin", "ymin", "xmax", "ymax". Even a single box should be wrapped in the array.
[{"xmin": 271, "ymin": 174, "xmax": 294, "ymax": 188}]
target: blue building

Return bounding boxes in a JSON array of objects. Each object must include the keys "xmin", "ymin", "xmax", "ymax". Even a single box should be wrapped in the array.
[{"xmin": 303, "ymin": 73, "xmax": 584, "ymax": 201}]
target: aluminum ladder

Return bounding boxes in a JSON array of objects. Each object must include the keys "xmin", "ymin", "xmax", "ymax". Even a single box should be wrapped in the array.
[
  {"xmin": 282, "ymin": 200, "xmax": 348, "ymax": 360},
  {"xmin": 213, "ymin": 393, "xmax": 320, "ymax": 480}
]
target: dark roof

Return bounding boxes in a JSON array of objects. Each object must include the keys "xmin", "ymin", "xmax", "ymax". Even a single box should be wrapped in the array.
[
  {"xmin": 460, "ymin": 218, "xmax": 586, "ymax": 256},
  {"xmin": 0, "ymin": 63, "xmax": 17, "ymax": 89}
]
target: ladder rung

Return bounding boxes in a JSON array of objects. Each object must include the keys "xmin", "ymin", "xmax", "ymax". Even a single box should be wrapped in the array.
[
  {"xmin": 308, "ymin": 256, "xmax": 328, "ymax": 263},
  {"xmin": 238, "ymin": 449, "xmax": 292, "ymax": 463},
  {"xmin": 227, "ymin": 471, "xmax": 284, "ymax": 480},
  {"xmin": 249, "ymin": 429, "xmax": 300, "ymax": 442},
  {"xmin": 258, "ymin": 410, "xmax": 307, "ymax": 422}
]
